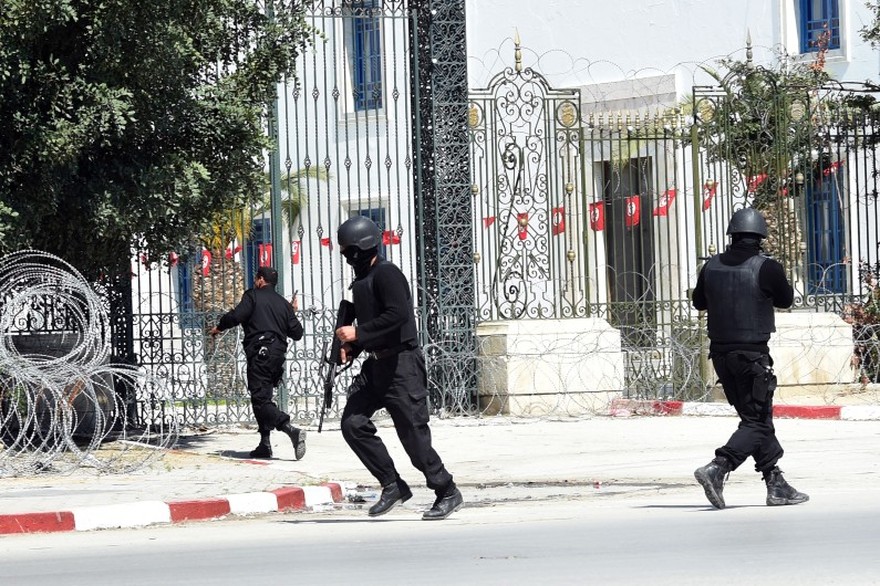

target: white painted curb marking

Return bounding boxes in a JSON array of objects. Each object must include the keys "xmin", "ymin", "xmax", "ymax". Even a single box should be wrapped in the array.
[{"xmin": 72, "ymin": 501, "xmax": 172, "ymax": 531}]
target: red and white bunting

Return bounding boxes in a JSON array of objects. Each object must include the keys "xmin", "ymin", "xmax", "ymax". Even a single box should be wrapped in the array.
[
  {"xmin": 589, "ymin": 202, "xmax": 605, "ymax": 231},
  {"xmin": 291, "ymin": 240, "xmax": 301, "ymax": 265},
  {"xmin": 517, "ymin": 212, "xmax": 529, "ymax": 241},
  {"xmin": 702, "ymin": 181, "xmax": 718, "ymax": 211},
  {"xmin": 625, "ymin": 195, "xmax": 641, "ymax": 228},
  {"xmin": 201, "ymin": 249, "xmax": 212, "ymax": 276},
  {"xmin": 258, "ymin": 243, "xmax": 273, "ymax": 267},
  {"xmin": 551, "ymin": 207, "xmax": 565, "ymax": 236},
  {"xmin": 747, "ymin": 174, "xmax": 768, "ymax": 193},
  {"xmin": 225, "ymin": 240, "xmax": 243, "ymax": 262},
  {"xmin": 652, "ymin": 188, "xmax": 676, "ymax": 217}
]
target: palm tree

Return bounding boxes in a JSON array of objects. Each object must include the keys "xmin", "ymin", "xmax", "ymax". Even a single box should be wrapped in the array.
[{"xmin": 193, "ymin": 166, "xmax": 330, "ymax": 313}]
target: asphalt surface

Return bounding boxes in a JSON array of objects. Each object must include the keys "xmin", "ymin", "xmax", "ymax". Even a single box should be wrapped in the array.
[{"xmin": 1, "ymin": 392, "xmax": 878, "ymax": 533}]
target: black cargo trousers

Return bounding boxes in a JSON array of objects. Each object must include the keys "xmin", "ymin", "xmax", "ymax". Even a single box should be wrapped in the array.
[
  {"xmin": 711, "ymin": 350, "xmax": 784, "ymax": 473},
  {"xmin": 245, "ymin": 337, "xmax": 291, "ymax": 434},
  {"xmin": 340, "ymin": 348, "xmax": 454, "ymax": 493}
]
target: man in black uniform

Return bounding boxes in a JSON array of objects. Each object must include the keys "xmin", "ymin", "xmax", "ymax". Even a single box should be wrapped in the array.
[
  {"xmin": 691, "ymin": 207, "xmax": 808, "ymax": 509},
  {"xmin": 209, "ymin": 266, "xmax": 307, "ymax": 460},
  {"xmin": 334, "ymin": 216, "xmax": 463, "ymax": 520}
]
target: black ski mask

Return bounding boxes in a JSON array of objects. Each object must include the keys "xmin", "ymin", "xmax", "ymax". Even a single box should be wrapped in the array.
[{"xmin": 343, "ymin": 246, "xmax": 378, "ymax": 277}]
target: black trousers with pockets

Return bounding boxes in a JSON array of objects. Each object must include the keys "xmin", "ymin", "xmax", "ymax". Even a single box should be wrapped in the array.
[
  {"xmin": 712, "ymin": 350, "xmax": 784, "ymax": 473},
  {"xmin": 246, "ymin": 343, "xmax": 290, "ymax": 434},
  {"xmin": 340, "ymin": 348, "xmax": 454, "ymax": 493}
]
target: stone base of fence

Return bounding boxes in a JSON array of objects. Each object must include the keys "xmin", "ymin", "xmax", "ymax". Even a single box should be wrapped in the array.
[
  {"xmin": 770, "ymin": 311, "xmax": 854, "ymax": 389},
  {"xmin": 475, "ymin": 318, "xmax": 625, "ymax": 417}
]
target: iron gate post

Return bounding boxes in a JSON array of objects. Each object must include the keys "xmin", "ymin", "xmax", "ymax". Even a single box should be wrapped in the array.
[
  {"xmin": 410, "ymin": 0, "xmax": 476, "ymax": 411},
  {"xmin": 266, "ymin": 1, "xmax": 288, "ymax": 409}
]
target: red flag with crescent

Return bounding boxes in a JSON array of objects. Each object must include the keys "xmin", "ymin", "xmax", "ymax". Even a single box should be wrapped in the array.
[
  {"xmin": 258, "ymin": 243, "xmax": 273, "ymax": 267},
  {"xmin": 517, "ymin": 213, "xmax": 529, "ymax": 240},
  {"xmin": 625, "ymin": 195, "xmax": 641, "ymax": 228},
  {"xmin": 652, "ymin": 188, "xmax": 676, "ymax": 217},
  {"xmin": 201, "ymin": 249, "xmax": 212, "ymax": 276},
  {"xmin": 291, "ymin": 240, "xmax": 301, "ymax": 265},
  {"xmin": 551, "ymin": 207, "xmax": 565, "ymax": 236},
  {"xmin": 703, "ymin": 181, "xmax": 718, "ymax": 211},
  {"xmin": 589, "ymin": 202, "xmax": 605, "ymax": 231}
]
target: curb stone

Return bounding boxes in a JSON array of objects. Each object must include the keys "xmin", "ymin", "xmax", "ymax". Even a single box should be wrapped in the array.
[
  {"xmin": 0, "ymin": 482, "xmax": 344, "ymax": 535},
  {"xmin": 610, "ymin": 399, "xmax": 880, "ymax": 421}
]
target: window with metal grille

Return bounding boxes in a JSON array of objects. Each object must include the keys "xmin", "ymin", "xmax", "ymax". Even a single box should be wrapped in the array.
[
  {"xmin": 806, "ymin": 174, "xmax": 846, "ymax": 294},
  {"xmin": 176, "ymin": 253, "xmax": 200, "ymax": 329},
  {"xmin": 799, "ymin": 0, "xmax": 840, "ymax": 53},
  {"xmin": 347, "ymin": 0, "xmax": 383, "ymax": 111}
]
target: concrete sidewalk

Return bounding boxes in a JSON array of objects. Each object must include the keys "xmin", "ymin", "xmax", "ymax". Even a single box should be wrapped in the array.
[{"xmin": 1, "ymin": 403, "xmax": 879, "ymax": 535}]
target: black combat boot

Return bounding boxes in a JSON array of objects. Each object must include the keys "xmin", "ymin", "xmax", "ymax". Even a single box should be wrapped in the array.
[
  {"xmin": 368, "ymin": 478, "xmax": 412, "ymax": 517},
  {"xmin": 694, "ymin": 456, "xmax": 732, "ymax": 509},
  {"xmin": 249, "ymin": 433, "xmax": 272, "ymax": 459},
  {"xmin": 280, "ymin": 422, "xmax": 307, "ymax": 460},
  {"xmin": 764, "ymin": 467, "xmax": 809, "ymax": 506},
  {"xmin": 422, "ymin": 484, "xmax": 464, "ymax": 521}
]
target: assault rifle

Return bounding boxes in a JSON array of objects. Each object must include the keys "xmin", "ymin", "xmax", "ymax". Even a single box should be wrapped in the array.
[{"xmin": 319, "ymin": 300, "xmax": 356, "ymax": 433}]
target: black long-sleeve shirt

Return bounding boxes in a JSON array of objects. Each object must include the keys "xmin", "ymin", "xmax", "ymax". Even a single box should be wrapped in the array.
[
  {"xmin": 217, "ymin": 286, "xmax": 303, "ymax": 350},
  {"xmin": 692, "ymin": 240, "xmax": 793, "ymax": 353},
  {"xmin": 351, "ymin": 260, "xmax": 418, "ymax": 352}
]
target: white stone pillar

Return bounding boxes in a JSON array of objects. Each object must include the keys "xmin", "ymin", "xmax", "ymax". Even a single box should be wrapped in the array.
[{"xmin": 476, "ymin": 318, "xmax": 625, "ymax": 416}]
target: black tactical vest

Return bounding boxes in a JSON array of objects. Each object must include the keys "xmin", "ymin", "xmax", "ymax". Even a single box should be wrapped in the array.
[{"xmin": 703, "ymin": 254, "xmax": 775, "ymax": 344}]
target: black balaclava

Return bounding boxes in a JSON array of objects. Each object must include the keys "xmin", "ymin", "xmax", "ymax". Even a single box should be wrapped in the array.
[
  {"xmin": 730, "ymin": 233, "xmax": 763, "ymax": 251},
  {"xmin": 343, "ymin": 246, "xmax": 378, "ymax": 278}
]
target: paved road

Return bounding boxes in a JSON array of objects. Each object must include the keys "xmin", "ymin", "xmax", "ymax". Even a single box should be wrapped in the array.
[
  {"xmin": 1, "ymin": 416, "xmax": 878, "ymax": 520},
  {"xmin": 2, "ymin": 481, "xmax": 878, "ymax": 585}
]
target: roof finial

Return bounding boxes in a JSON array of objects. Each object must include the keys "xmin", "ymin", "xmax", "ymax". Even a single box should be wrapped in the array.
[
  {"xmin": 746, "ymin": 30, "xmax": 753, "ymax": 65},
  {"xmin": 514, "ymin": 29, "xmax": 522, "ymax": 73}
]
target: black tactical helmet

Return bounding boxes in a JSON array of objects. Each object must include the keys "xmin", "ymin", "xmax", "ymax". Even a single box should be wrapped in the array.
[
  {"xmin": 726, "ymin": 207, "xmax": 768, "ymax": 239},
  {"xmin": 337, "ymin": 215, "xmax": 382, "ymax": 250}
]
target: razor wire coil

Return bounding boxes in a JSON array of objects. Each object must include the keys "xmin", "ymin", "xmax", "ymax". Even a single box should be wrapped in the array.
[{"xmin": 0, "ymin": 250, "xmax": 179, "ymax": 477}]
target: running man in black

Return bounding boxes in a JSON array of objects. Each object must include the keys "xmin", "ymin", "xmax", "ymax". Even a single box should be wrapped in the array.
[
  {"xmin": 334, "ymin": 216, "xmax": 463, "ymax": 520},
  {"xmin": 210, "ymin": 266, "xmax": 307, "ymax": 460}
]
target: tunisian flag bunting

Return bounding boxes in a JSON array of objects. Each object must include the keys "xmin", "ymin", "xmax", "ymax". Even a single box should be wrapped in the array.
[
  {"xmin": 589, "ymin": 202, "xmax": 605, "ymax": 231},
  {"xmin": 747, "ymin": 174, "xmax": 768, "ymax": 193},
  {"xmin": 225, "ymin": 240, "xmax": 243, "ymax": 261},
  {"xmin": 382, "ymin": 230, "xmax": 401, "ymax": 245},
  {"xmin": 702, "ymin": 181, "xmax": 718, "ymax": 211},
  {"xmin": 823, "ymin": 161, "xmax": 844, "ymax": 176},
  {"xmin": 320, "ymin": 237, "xmax": 332, "ymax": 249},
  {"xmin": 550, "ymin": 207, "xmax": 565, "ymax": 236},
  {"xmin": 483, "ymin": 216, "xmax": 496, "ymax": 229},
  {"xmin": 517, "ymin": 212, "xmax": 529, "ymax": 241},
  {"xmin": 200, "ymin": 249, "xmax": 212, "ymax": 276},
  {"xmin": 625, "ymin": 195, "xmax": 641, "ymax": 228},
  {"xmin": 652, "ymin": 188, "xmax": 677, "ymax": 217},
  {"xmin": 291, "ymin": 240, "xmax": 301, "ymax": 265},
  {"xmin": 258, "ymin": 243, "xmax": 273, "ymax": 267}
]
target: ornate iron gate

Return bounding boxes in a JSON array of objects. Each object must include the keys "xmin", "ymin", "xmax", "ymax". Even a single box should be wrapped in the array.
[
  {"xmin": 127, "ymin": 0, "xmax": 473, "ymax": 428},
  {"xmin": 469, "ymin": 42, "xmax": 586, "ymax": 320},
  {"xmin": 468, "ymin": 48, "xmax": 706, "ymax": 400},
  {"xmin": 468, "ymin": 52, "xmax": 880, "ymax": 401}
]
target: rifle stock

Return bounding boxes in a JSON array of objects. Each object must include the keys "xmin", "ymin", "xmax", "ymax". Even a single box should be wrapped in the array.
[{"xmin": 318, "ymin": 300, "xmax": 355, "ymax": 433}]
